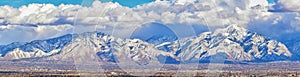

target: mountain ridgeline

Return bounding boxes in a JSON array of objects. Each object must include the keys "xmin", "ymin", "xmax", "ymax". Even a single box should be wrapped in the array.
[{"xmin": 0, "ymin": 25, "xmax": 297, "ymax": 64}]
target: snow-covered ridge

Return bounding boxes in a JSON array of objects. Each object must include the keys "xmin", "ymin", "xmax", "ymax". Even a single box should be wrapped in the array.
[
  {"xmin": 0, "ymin": 34, "xmax": 74, "ymax": 57},
  {"xmin": 168, "ymin": 24, "xmax": 292, "ymax": 62},
  {"xmin": 0, "ymin": 25, "xmax": 294, "ymax": 63},
  {"xmin": 2, "ymin": 48, "xmax": 60, "ymax": 59},
  {"xmin": 0, "ymin": 31, "xmax": 178, "ymax": 65}
]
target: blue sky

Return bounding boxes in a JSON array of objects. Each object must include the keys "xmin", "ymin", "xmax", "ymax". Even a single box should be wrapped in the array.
[
  {"xmin": 0, "ymin": 0, "xmax": 275, "ymax": 8},
  {"xmin": 267, "ymin": 0, "xmax": 275, "ymax": 3},
  {"xmin": 0, "ymin": 0, "xmax": 298, "ymax": 45},
  {"xmin": 0, "ymin": 0, "xmax": 154, "ymax": 8}
]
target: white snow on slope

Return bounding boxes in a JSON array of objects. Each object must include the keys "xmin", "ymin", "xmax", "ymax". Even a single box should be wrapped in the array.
[
  {"xmin": 2, "ymin": 48, "xmax": 60, "ymax": 59},
  {"xmin": 0, "ymin": 25, "xmax": 293, "ymax": 63},
  {"xmin": 157, "ymin": 25, "xmax": 292, "ymax": 62}
]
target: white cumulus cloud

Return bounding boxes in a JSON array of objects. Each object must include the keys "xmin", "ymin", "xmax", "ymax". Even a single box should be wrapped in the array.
[
  {"xmin": 0, "ymin": 0, "xmax": 299, "ymax": 45},
  {"xmin": 270, "ymin": 0, "xmax": 300, "ymax": 12}
]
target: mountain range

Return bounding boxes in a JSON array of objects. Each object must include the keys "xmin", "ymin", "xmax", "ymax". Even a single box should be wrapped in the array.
[{"xmin": 0, "ymin": 24, "xmax": 297, "ymax": 64}]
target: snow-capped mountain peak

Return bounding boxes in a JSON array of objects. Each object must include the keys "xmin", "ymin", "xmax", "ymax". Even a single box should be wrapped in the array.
[
  {"xmin": 0, "ymin": 32, "xmax": 178, "ymax": 65},
  {"xmin": 174, "ymin": 24, "xmax": 292, "ymax": 62},
  {"xmin": 0, "ymin": 25, "xmax": 294, "ymax": 64}
]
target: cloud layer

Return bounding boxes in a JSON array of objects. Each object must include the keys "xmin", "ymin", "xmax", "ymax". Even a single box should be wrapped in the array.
[
  {"xmin": 271, "ymin": 0, "xmax": 300, "ymax": 11},
  {"xmin": 0, "ymin": 0, "xmax": 299, "ymax": 45}
]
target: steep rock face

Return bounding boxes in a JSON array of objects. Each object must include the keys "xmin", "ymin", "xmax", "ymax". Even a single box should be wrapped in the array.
[{"xmin": 171, "ymin": 25, "xmax": 291, "ymax": 62}]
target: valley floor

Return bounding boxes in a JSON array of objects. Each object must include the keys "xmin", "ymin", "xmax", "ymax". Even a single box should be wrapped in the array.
[{"xmin": 0, "ymin": 61, "xmax": 300, "ymax": 76}]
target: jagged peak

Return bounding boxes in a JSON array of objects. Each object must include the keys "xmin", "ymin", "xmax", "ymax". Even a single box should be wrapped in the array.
[
  {"xmin": 176, "ymin": 24, "xmax": 292, "ymax": 62},
  {"xmin": 225, "ymin": 24, "xmax": 247, "ymax": 32},
  {"xmin": 0, "ymin": 28, "xmax": 294, "ymax": 63}
]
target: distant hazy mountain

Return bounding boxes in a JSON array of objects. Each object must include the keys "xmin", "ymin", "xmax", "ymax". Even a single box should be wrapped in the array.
[{"xmin": 0, "ymin": 24, "xmax": 295, "ymax": 64}]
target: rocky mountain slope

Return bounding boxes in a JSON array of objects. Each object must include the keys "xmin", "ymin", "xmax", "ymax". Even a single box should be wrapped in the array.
[
  {"xmin": 168, "ymin": 25, "xmax": 291, "ymax": 62},
  {"xmin": 0, "ymin": 25, "xmax": 293, "ymax": 64}
]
